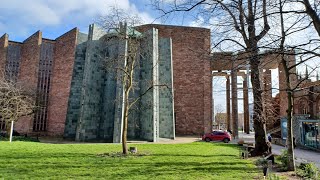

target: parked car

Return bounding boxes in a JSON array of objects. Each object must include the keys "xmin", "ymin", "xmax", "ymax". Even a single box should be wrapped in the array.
[{"xmin": 202, "ymin": 130, "xmax": 231, "ymax": 143}]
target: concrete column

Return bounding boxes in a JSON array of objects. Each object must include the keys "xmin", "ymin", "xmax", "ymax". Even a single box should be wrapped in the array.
[
  {"xmin": 231, "ymin": 70, "xmax": 238, "ymax": 139},
  {"xmin": 226, "ymin": 76, "xmax": 231, "ymax": 131},
  {"xmin": 243, "ymin": 76, "xmax": 250, "ymax": 134}
]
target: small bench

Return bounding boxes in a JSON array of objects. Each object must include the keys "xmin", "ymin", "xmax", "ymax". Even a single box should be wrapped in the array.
[{"xmin": 239, "ymin": 144, "xmax": 255, "ymax": 158}]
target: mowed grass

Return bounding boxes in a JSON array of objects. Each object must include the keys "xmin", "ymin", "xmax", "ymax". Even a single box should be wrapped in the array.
[{"xmin": 0, "ymin": 141, "xmax": 258, "ymax": 179}]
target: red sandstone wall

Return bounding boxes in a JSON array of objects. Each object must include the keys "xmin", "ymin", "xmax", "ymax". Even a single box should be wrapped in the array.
[
  {"xmin": 137, "ymin": 25, "xmax": 212, "ymax": 135},
  {"xmin": 47, "ymin": 28, "xmax": 78, "ymax": 136},
  {"xmin": 15, "ymin": 31, "xmax": 42, "ymax": 134},
  {"xmin": 0, "ymin": 34, "xmax": 8, "ymax": 78}
]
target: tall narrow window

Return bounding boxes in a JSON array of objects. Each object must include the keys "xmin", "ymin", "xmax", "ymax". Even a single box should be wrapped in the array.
[
  {"xmin": 33, "ymin": 42, "xmax": 54, "ymax": 132},
  {"xmin": 5, "ymin": 43, "xmax": 21, "ymax": 82},
  {"xmin": 298, "ymin": 98, "xmax": 309, "ymax": 115},
  {"xmin": 1, "ymin": 43, "xmax": 22, "ymax": 131}
]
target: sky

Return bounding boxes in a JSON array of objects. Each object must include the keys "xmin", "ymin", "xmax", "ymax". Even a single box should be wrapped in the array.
[
  {"xmin": 0, "ymin": 0, "xmax": 199, "ymax": 41},
  {"xmin": 0, "ymin": 0, "xmax": 318, "ymax": 114},
  {"xmin": 0, "ymin": 0, "xmax": 169, "ymax": 41}
]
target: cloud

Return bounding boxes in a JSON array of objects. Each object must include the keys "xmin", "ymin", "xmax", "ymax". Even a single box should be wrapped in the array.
[
  {"xmin": 159, "ymin": 0, "xmax": 186, "ymax": 5},
  {"xmin": 0, "ymin": 0, "xmax": 155, "ymax": 41}
]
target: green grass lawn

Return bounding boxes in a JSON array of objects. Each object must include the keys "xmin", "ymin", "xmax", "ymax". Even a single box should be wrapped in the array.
[{"xmin": 0, "ymin": 141, "xmax": 258, "ymax": 179}]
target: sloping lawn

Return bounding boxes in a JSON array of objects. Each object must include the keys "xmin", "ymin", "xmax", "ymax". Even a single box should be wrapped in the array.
[{"xmin": 0, "ymin": 141, "xmax": 258, "ymax": 179}]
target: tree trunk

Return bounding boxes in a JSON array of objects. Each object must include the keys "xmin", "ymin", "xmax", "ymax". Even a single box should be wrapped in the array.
[
  {"xmin": 122, "ymin": 90, "xmax": 129, "ymax": 155},
  {"xmin": 286, "ymin": 90, "xmax": 295, "ymax": 171},
  {"xmin": 280, "ymin": 53, "xmax": 295, "ymax": 171},
  {"xmin": 279, "ymin": 0, "xmax": 295, "ymax": 170},
  {"xmin": 250, "ymin": 50, "xmax": 268, "ymax": 156}
]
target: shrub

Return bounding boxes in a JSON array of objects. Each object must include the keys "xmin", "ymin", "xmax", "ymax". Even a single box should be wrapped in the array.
[
  {"xmin": 255, "ymin": 157, "xmax": 269, "ymax": 167},
  {"xmin": 277, "ymin": 149, "xmax": 288, "ymax": 170},
  {"xmin": 296, "ymin": 163, "xmax": 319, "ymax": 179}
]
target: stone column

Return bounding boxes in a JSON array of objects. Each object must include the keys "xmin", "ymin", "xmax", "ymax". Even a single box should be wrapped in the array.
[
  {"xmin": 262, "ymin": 69, "xmax": 273, "ymax": 129},
  {"xmin": 226, "ymin": 76, "xmax": 231, "ymax": 131},
  {"xmin": 231, "ymin": 70, "xmax": 238, "ymax": 139},
  {"xmin": 243, "ymin": 76, "xmax": 250, "ymax": 134}
]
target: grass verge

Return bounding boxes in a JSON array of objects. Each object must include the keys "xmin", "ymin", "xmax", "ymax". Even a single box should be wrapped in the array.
[{"xmin": 0, "ymin": 141, "xmax": 258, "ymax": 179}]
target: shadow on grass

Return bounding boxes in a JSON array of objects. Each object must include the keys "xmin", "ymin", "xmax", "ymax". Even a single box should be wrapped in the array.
[
  {"xmin": 0, "ymin": 157, "xmax": 259, "ymax": 179},
  {"xmin": 0, "ymin": 142, "xmax": 258, "ymax": 179},
  {"xmin": 151, "ymin": 153, "xmax": 238, "ymax": 158}
]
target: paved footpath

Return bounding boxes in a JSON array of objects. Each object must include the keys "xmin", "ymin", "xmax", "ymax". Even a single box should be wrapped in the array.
[
  {"xmin": 237, "ymin": 132, "xmax": 320, "ymax": 168},
  {"xmin": 272, "ymin": 144, "xmax": 320, "ymax": 168}
]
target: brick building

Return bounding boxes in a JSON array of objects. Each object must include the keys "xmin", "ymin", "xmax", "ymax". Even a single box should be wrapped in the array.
[
  {"xmin": 289, "ymin": 79, "xmax": 320, "ymax": 149},
  {"xmin": 0, "ymin": 24, "xmax": 212, "ymax": 141}
]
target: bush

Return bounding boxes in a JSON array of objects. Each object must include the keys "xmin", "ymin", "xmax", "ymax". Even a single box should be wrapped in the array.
[
  {"xmin": 277, "ymin": 149, "xmax": 288, "ymax": 170},
  {"xmin": 255, "ymin": 157, "xmax": 268, "ymax": 167},
  {"xmin": 296, "ymin": 163, "xmax": 319, "ymax": 179}
]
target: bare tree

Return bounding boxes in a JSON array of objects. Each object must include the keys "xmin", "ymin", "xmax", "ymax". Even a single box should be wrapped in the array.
[
  {"xmin": 99, "ymin": 7, "xmax": 171, "ymax": 154},
  {"xmin": 262, "ymin": 0, "xmax": 320, "ymax": 170},
  {"xmin": 214, "ymin": 104, "xmax": 226, "ymax": 129},
  {"xmin": 301, "ymin": 0, "xmax": 320, "ymax": 37},
  {"xmin": 0, "ymin": 78, "xmax": 35, "ymax": 142},
  {"xmin": 153, "ymin": 0, "xmax": 272, "ymax": 155}
]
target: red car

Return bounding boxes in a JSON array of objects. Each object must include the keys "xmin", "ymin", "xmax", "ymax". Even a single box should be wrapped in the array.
[{"xmin": 202, "ymin": 130, "xmax": 231, "ymax": 143}]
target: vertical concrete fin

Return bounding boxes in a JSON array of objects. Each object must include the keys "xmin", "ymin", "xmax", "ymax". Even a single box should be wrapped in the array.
[
  {"xmin": 159, "ymin": 37, "xmax": 175, "ymax": 139},
  {"xmin": 48, "ymin": 28, "xmax": 78, "ymax": 136},
  {"xmin": 139, "ymin": 28, "xmax": 159, "ymax": 142},
  {"xmin": 102, "ymin": 35, "xmax": 119, "ymax": 142},
  {"xmin": 88, "ymin": 24, "xmax": 106, "ymax": 41},
  {"xmin": 76, "ymin": 24, "xmax": 107, "ymax": 141},
  {"xmin": 113, "ymin": 24, "xmax": 127, "ymax": 143},
  {"xmin": 64, "ymin": 31, "xmax": 88, "ymax": 139},
  {"xmin": 153, "ymin": 28, "xmax": 160, "ymax": 142},
  {"xmin": 0, "ymin": 33, "xmax": 9, "ymax": 78}
]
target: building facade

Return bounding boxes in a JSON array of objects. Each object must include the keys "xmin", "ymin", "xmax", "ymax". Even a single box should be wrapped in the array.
[{"xmin": 0, "ymin": 24, "xmax": 213, "ymax": 141}]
